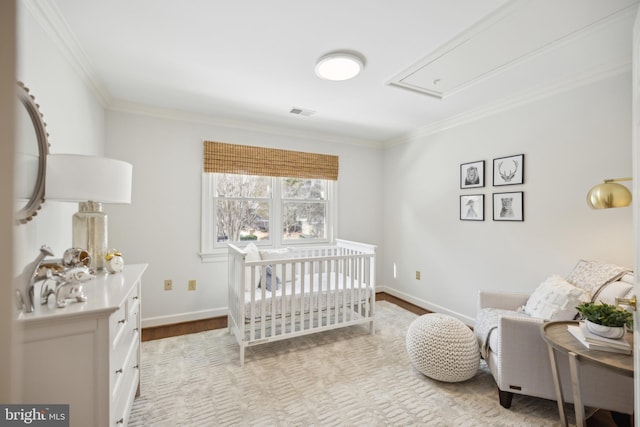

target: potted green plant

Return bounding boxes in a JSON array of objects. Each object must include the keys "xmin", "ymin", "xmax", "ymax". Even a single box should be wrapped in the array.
[{"xmin": 575, "ymin": 301, "xmax": 633, "ymax": 339}]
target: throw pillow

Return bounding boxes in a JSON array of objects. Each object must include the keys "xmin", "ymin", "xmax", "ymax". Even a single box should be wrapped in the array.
[
  {"xmin": 243, "ymin": 243, "xmax": 262, "ymax": 291},
  {"xmin": 260, "ymin": 248, "xmax": 296, "ymax": 282},
  {"xmin": 257, "ymin": 265, "xmax": 281, "ymax": 292},
  {"xmin": 523, "ymin": 275, "xmax": 590, "ymax": 321},
  {"xmin": 566, "ymin": 260, "xmax": 631, "ymax": 299},
  {"xmin": 592, "ymin": 279, "xmax": 633, "ymax": 306}
]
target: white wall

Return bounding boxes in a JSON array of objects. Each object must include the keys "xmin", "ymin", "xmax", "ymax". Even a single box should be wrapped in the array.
[
  {"xmin": 104, "ymin": 111, "xmax": 384, "ymax": 325},
  {"xmin": 383, "ymin": 73, "xmax": 633, "ymax": 324}
]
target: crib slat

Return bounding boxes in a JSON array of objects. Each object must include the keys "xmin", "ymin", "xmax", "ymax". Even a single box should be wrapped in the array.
[
  {"xmin": 318, "ymin": 259, "xmax": 324, "ymax": 327},
  {"xmin": 280, "ymin": 263, "xmax": 286, "ymax": 335},
  {"xmin": 260, "ymin": 265, "xmax": 267, "ymax": 340},
  {"xmin": 361, "ymin": 257, "xmax": 367, "ymax": 317},
  {"xmin": 308, "ymin": 260, "xmax": 314, "ymax": 331},
  {"xmin": 352, "ymin": 255, "xmax": 356, "ymax": 321},
  {"xmin": 300, "ymin": 261, "xmax": 306, "ymax": 332},
  {"xmin": 331, "ymin": 259, "xmax": 338, "ymax": 325},
  {"xmin": 249, "ymin": 266, "xmax": 257, "ymax": 342},
  {"xmin": 291, "ymin": 260, "xmax": 297, "ymax": 331},
  {"xmin": 358, "ymin": 256, "xmax": 363, "ymax": 315},
  {"xmin": 270, "ymin": 264, "xmax": 277, "ymax": 337}
]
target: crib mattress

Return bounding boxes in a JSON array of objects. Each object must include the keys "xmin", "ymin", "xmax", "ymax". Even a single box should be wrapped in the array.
[{"xmin": 244, "ymin": 272, "xmax": 372, "ymax": 320}]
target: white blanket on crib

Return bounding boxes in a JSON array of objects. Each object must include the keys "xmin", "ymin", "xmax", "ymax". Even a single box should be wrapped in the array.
[{"xmin": 244, "ymin": 272, "xmax": 371, "ymax": 320}]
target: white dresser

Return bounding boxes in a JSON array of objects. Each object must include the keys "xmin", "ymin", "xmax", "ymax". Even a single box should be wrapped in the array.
[{"xmin": 19, "ymin": 263, "xmax": 147, "ymax": 427}]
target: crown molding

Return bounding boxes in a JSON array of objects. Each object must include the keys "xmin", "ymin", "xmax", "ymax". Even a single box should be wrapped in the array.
[
  {"xmin": 383, "ymin": 60, "xmax": 631, "ymax": 148},
  {"xmin": 22, "ymin": 0, "xmax": 111, "ymax": 106},
  {"xmin": 107, "ymin": 99, "xmax": 383, "ymax": 149}
]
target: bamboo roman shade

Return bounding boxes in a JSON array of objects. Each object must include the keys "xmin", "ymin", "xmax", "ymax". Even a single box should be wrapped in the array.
[{"xmin": 203, "ymin": 141, "xmax": 339, "ymax": 180}]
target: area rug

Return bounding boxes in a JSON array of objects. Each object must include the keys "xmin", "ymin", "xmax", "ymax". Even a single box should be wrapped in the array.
[{"xmin": 129, "ymin": 301, "xmax": 567, "ymax": 426}]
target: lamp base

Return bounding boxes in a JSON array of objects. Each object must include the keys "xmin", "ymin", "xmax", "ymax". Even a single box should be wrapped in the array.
[{"xmin": 73, "ymin": 201, "xmax": 108, "ymax": 272}]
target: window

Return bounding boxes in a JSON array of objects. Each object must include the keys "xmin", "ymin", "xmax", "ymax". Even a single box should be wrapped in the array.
[
  {"xmin": 214, "ymin": 174, "xmax": 271, "ymax": 243},
  {"xmin": 281, "ymin": 177, "xmax": 328, "ymax": 241},
  {"xmin": 200, "ymin": 141, "xmax": 339, "ymax": 260},
  {"xmin": 201, "ymin": 173, "xmax": 336, "ymax": 257}
]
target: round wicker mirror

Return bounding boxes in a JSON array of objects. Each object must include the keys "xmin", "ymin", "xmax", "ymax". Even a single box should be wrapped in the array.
[{"xmin": 15, "ymin": 82, "xmax": 49, "ymax": 224}]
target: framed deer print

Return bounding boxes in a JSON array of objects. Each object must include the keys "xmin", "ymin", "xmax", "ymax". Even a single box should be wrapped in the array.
[
  {"xmin": 493, "ymin": 191, "xmax": 524, "ymax": 221},
  {"xmin": 460, "ymin": 160, "xmax": 484, "ymax": 189},
  {"xmin": 493, "ymin": 154, "xmax": 524, "ymax": 186}
]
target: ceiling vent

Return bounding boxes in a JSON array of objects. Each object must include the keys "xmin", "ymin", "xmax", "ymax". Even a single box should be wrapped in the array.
[{"xmin": 289, "ymin": 107, "xmax": 316, "ymax": 117}]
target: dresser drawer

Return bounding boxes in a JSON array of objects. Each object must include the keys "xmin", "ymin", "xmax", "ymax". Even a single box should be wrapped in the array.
[
  {"xmin": 128, "ymin": 282, "xmax": 140, "ymax": 317},
  {"xmin": 111, "ymin": 309, "xmax": 139, "ymax": 390},
  {"xmin": 112, "ymin": 337, "xmax": 140, "ymax": 426},
  {"xmin": 109, "ymin": 302, "xmax": 128, "ymax": 346}
]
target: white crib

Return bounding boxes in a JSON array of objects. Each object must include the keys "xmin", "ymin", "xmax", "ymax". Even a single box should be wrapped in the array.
[{"xmin": 227, "ymin": 239, "xmax": 376, "ymax": 366}]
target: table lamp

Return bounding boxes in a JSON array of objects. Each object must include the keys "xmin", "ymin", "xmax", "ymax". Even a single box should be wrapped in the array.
[{"xmin": 46, "ymin": 154, "xmax": 132, "ymax": 272}]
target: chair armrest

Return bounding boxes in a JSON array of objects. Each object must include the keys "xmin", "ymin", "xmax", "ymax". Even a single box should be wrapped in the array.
[
  {"xmin": 478, "ymin": 290, "xmax": 529, "ymax": 311},
  {"xmin": 494, "ymin": 315, "xmax": 554, "ymax": 394}
]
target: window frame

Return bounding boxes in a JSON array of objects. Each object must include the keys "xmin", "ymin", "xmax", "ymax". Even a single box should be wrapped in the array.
[{"xmin": 200, "ymin": 173, "xmax": 337, "ymax": 262}]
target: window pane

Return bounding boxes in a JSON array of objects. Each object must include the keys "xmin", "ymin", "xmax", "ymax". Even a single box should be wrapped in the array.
[
  {"xmin": 281, "ymin": 178, "xmax": 326, "ymax": 200},
  {"xmin": 216, "ymin": 174, "xmax": 271, "ymax": 198},
  {"xmin": 216, "ymin": 199, "xmax": 270, "ymax": 242},
  {"xmin": 282, "ymin": 201, "xmax": 326, "ymax": 240}
]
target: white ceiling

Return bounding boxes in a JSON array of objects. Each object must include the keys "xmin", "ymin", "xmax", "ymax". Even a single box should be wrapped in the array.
[{"xmin": 35, "ymin": 0, "xmax": 639, "ymax": 145}]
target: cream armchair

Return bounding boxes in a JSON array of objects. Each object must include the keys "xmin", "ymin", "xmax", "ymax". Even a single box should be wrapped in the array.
[{"xmin": 476, "ymin": 273, "xmax": 634, "ymax": 415}]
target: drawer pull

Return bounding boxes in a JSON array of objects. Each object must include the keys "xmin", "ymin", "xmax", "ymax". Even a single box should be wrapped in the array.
[
  {"xmin": 132, "ymin": 296, "xmax": 139, "ymax": 300},
  {"xmin": 118, "ymin": 319, "xmax": 126, "ymax": 324},
  {"xmin": 133, "ymin": 364, "xmax": 139, "ymax": 369},
  {"xmin": 133, "ymin": 328, "xmax": 139, "ymax": 332},
  {"xmin": 116, "ymin": 418, "xmax": 124, "ymax": 424},
  {"xmin": 115, "ymin": 368, "xmax": 123, "ymax": 374}
]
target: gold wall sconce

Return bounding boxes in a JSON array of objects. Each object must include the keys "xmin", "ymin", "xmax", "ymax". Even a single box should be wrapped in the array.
[{"xmin": 586, "ymin": 177, "xmax": 632, "ymax": 209}]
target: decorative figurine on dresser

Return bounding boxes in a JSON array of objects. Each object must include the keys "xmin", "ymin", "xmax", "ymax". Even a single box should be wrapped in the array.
[
  {"xmin": 104, "ymin": 248, "xmax": 125, "ymax": 274},
  {"xmin": 39, "ymin": 247, "xmax": 94, "ymax": 309},
  {"xmin": 16, "ymin": 245, "xmax": 94, "ymax": 313}
]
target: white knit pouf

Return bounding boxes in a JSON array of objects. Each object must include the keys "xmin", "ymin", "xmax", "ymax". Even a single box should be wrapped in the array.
[{"xmin": 406, "ymin": 313, "xmax": 480, "ymax": 382}]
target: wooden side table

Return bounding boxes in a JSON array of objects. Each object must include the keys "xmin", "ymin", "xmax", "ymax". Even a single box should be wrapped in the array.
[{"xmin": 541, "ymin": 320, "xmax": 633, "ymax": 427}]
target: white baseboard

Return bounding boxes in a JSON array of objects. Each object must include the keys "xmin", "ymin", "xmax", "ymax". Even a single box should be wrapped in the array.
[
  {"xmin": 381, "ymin": 286, "xmax": 475, "ymax": 326},
  {"xmin": 141, "ymin": 287, "xmax": 475, "ymax": 328},
  {"xmin": 142, "ymin": 307, "xmax": 227, "ymax": 328}
]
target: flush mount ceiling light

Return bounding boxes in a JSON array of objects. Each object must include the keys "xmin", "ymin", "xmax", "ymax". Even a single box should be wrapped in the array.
[{"xmin": 315, "ymin": 51, "xmax": 365, "ymax": 81}]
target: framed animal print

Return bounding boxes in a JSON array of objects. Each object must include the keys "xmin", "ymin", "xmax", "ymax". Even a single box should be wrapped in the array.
[
  {"xmin": 493, "ymin": 191, "xmax": 524, "ymax": 221},
  {"xmin": 460, "ymin": 194, "xmax": 484, "ymax": 221},
  {"xmin": 460, "ymin": 160, "xmax": 484, "ymax": 189},
  {"xmin": 493, "ymin": 154, "xmax": 524, "ymax": 186}
]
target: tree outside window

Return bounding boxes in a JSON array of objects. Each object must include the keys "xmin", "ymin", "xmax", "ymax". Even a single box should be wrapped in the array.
[
  {"xmin": 282, "ymin": 178, "xmax": 326, "ymax": 240},
  {"xmin": 212, "ymin": 174, "xmax": 329, "ymax": 246}
]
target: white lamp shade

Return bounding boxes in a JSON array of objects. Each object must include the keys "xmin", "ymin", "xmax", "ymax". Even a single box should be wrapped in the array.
[{"xmin": 46, "ymin": 154, "xmax": 132, "ymax": 204}]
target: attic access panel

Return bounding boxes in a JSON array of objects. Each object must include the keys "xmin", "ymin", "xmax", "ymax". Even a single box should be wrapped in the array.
[{"xmin": 387, "ymin": 0, "xmax": 638, "ymax": 99}]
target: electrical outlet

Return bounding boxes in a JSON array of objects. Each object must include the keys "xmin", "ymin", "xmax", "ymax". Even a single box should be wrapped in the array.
[
  {"xmin": 188, "ymin": 279, "xmax": 197, "ymax": 291},
  {"xmin": 164, "ymin": 279, "xmax": 172, "ymax": 291},
  {"xmin": 415, "ymin": 271, "xmax": 421, "ymax": 280}
]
